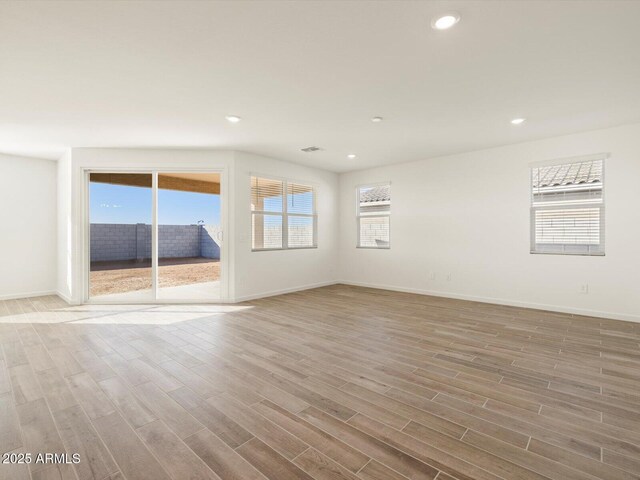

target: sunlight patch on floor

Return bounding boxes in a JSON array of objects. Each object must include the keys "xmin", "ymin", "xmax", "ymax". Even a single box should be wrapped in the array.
[{"xmin": 0, "ymin": 303, "xmax": 253, "ymax": 325}]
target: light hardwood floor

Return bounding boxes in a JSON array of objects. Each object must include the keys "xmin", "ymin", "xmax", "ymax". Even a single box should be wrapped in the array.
[{"xmin": 1, "ymin": 285, "xmax": 639, "ymax": 480}]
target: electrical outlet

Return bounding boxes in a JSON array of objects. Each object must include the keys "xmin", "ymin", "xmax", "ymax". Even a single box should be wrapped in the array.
[
  {"xmin": 446, "ymin": 273, "xmax": 452, "ymax": 282},
  {"xmin": 579, "ymin": 284, "xmax": 589, "ymax": 294},
  {"xmin": 429, "ymin": 272, "xmax": 436, "ymax": 280}
]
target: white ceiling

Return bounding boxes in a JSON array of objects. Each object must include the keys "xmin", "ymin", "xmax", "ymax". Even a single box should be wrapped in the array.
[{"xmin": 1, "ymin": 1, "xmax": 639, "ymax": 172}]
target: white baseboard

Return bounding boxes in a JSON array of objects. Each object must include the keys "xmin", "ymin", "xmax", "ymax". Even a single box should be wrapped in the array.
[
  {"xmin": 55, "ymin": 290, "xmax": 74, "ymax": 304},
  {"xmin": 232, "ymin": 280, "xmax": 338, "ymax": 303},
  {"xmin": 338, "ymin": 280, "xmax": 640, "ymax": 324},
  {"xmin": 0, "ymin": 290, "xmax": 57, "ymax": 301},
  {"xmin": 44, "ymin": 280, "xmax": 636, "ymax": 324}
]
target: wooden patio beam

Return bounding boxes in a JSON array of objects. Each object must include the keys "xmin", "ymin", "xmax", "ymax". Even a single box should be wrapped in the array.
[{"xmin": 90, "ymin": 173, "xmax": 220, "ymax": 194}]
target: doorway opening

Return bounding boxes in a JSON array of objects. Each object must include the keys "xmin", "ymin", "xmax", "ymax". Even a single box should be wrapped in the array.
[{"xmin": 87, "ymin": 171, "xmax": 223, "ymax": 302}]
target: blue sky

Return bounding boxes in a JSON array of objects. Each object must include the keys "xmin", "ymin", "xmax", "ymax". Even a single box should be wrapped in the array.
[{"xmin": 90, "ymin": 183, "xmax": 220, "ymax": 225}]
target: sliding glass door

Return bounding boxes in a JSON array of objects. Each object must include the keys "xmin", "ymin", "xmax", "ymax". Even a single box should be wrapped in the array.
[
  {"xmin": 89, "ymin": 173, "xmax": 154, "ymax": 301},
  {"xmin": 87, "ymin": 171, "xmax": 222, "ymax": 302},
  {"xmin": 157, "ymin": 173, "xmax": 222, "ymax": 300}
]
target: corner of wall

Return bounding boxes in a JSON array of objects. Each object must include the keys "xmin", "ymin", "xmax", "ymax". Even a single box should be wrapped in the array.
[
  {"xmin": 333, "ymin": 122, "xmax": 640, "ymax": 322},
  {"xmin": 56, "ymin": 149, "xmax": 74, "ymax": 301},
  {"xmin": 230, "ymin": 151, "xmax": 340, "ymax": 301}
]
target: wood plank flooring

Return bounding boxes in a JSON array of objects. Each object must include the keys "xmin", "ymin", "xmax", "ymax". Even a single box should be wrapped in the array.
[{"xmin": 1, "ymin": 285, "xmax": 639, "ymax": 480}]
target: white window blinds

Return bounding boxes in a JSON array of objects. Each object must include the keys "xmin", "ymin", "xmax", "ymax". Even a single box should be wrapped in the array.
[
  {"xmin": 251, "ymin": 177, "xmax": 284, "ymax": 250},
  {"xmin": 357, "ymin": 183, "xmax": 391, "ymax": 248},
  {"xmin": 251, "ymin": 176, "xmax": 316, "ymax": 250},
  {"xmin": 530, "ymin": 156, "xmax": 605, "ymax": 255},
  {"xmin": 287, "ymin": 182, "xmax": 316, "ymax": 248}
]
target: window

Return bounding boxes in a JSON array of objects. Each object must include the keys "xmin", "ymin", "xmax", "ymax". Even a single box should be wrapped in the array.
[
  {"xmin": 251, "ymin": 176, "xmax": 316, "ymax": 250},
  {"xmin": 530, "ymin": 155, "xmax": 605, "ymax": 255},
  {"xmin": 357, "ymin": 183, "xmax": 391, "ymax": 248}
]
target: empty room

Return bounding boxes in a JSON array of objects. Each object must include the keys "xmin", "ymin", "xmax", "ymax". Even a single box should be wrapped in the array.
[{"xmin": 1, "ymin": 1, "xmax": 640, "ymax": 480}]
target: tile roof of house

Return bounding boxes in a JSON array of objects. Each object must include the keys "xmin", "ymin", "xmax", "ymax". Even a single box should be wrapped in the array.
[
  {"xmin": 360, "ymin": 185, "xmax": 390, "ymax": 203},
  {"xmin": 533, "ymin": 160, "xmax": 602, "ymax": 188}
]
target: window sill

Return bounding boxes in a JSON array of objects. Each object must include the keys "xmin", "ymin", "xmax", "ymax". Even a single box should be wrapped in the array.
[
  {"xmin": 530, "ymin": 251, "xmax": 605, "ymax": 256},
  {"xmin": 252, "ymin": 246, "xmax": 318, "ymax": 252}
]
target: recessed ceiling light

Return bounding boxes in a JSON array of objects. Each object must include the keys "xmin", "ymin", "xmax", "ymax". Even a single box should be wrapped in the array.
[
  {"xmin": 371, "ymin": 116, "xmax": 383, "ymax": 123},
  {"xmin": 225, "ymin": 115, "xmax": 242, "ymax": 123},
  {"xmin": 347, "ymin": 154, "xmax": 357, "ymax": 159},
  {"xmin": 431, "ymin": 12, "xmax": 460, "ymax": 30},
  {"xmin": 511, "ymin": 118, "xmax": 526, "ymax": 125}
]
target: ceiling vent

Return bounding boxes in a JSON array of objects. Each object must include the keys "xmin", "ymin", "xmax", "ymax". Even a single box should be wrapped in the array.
[{"xmin": 301, "ymin": 146, "xmax": 321, "ymax": 153}]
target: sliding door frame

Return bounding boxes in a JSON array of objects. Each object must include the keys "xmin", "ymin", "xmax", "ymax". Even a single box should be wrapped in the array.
[{"xmin": 82, "ymin": 167, "xmax": 228, "ymax": 304}]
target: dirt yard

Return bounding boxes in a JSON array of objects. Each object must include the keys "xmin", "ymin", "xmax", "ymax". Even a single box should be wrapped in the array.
[{"xmin": 90, "ymin": 257, "xmax": 220, "ymax": 296}]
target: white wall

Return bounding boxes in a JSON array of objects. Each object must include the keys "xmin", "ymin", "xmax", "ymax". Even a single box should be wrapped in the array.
[
  {"xmin": 338, "ymin": 123, "xmax": 640, "ymax": 322},
  {"xmin": 58, "ymin": 148, "xmax": 233, "ymax": 303},
  {"xmin": 233, "ymin": 151, "xmax": 339, "ymax": 301},
  {"xmin": 52, "ymin": 124, "xmax": 638, "ymax": 318},
  {"xmin": 57, "ymin": 150, "xmax": 73, "ymax": 301},
  {"xmin": 56, "ymin": 148, "xmax": 339, "ymax": 303},
  {"xmin": 0, "ymin": 153, "xmax": 57, "ymax": 299}
]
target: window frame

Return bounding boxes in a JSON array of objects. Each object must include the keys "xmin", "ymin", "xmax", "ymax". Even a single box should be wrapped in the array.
[
  {"xmin": 251, "ymin": 174, "xmax": 318, "ymax": 252},
  {"xmin": 529, "ymin": 154, "xmax": 606, "ymax": 256},
  {"xmin": 356, "ymin": 181, "xmax": 391, "ymax": 249}
]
